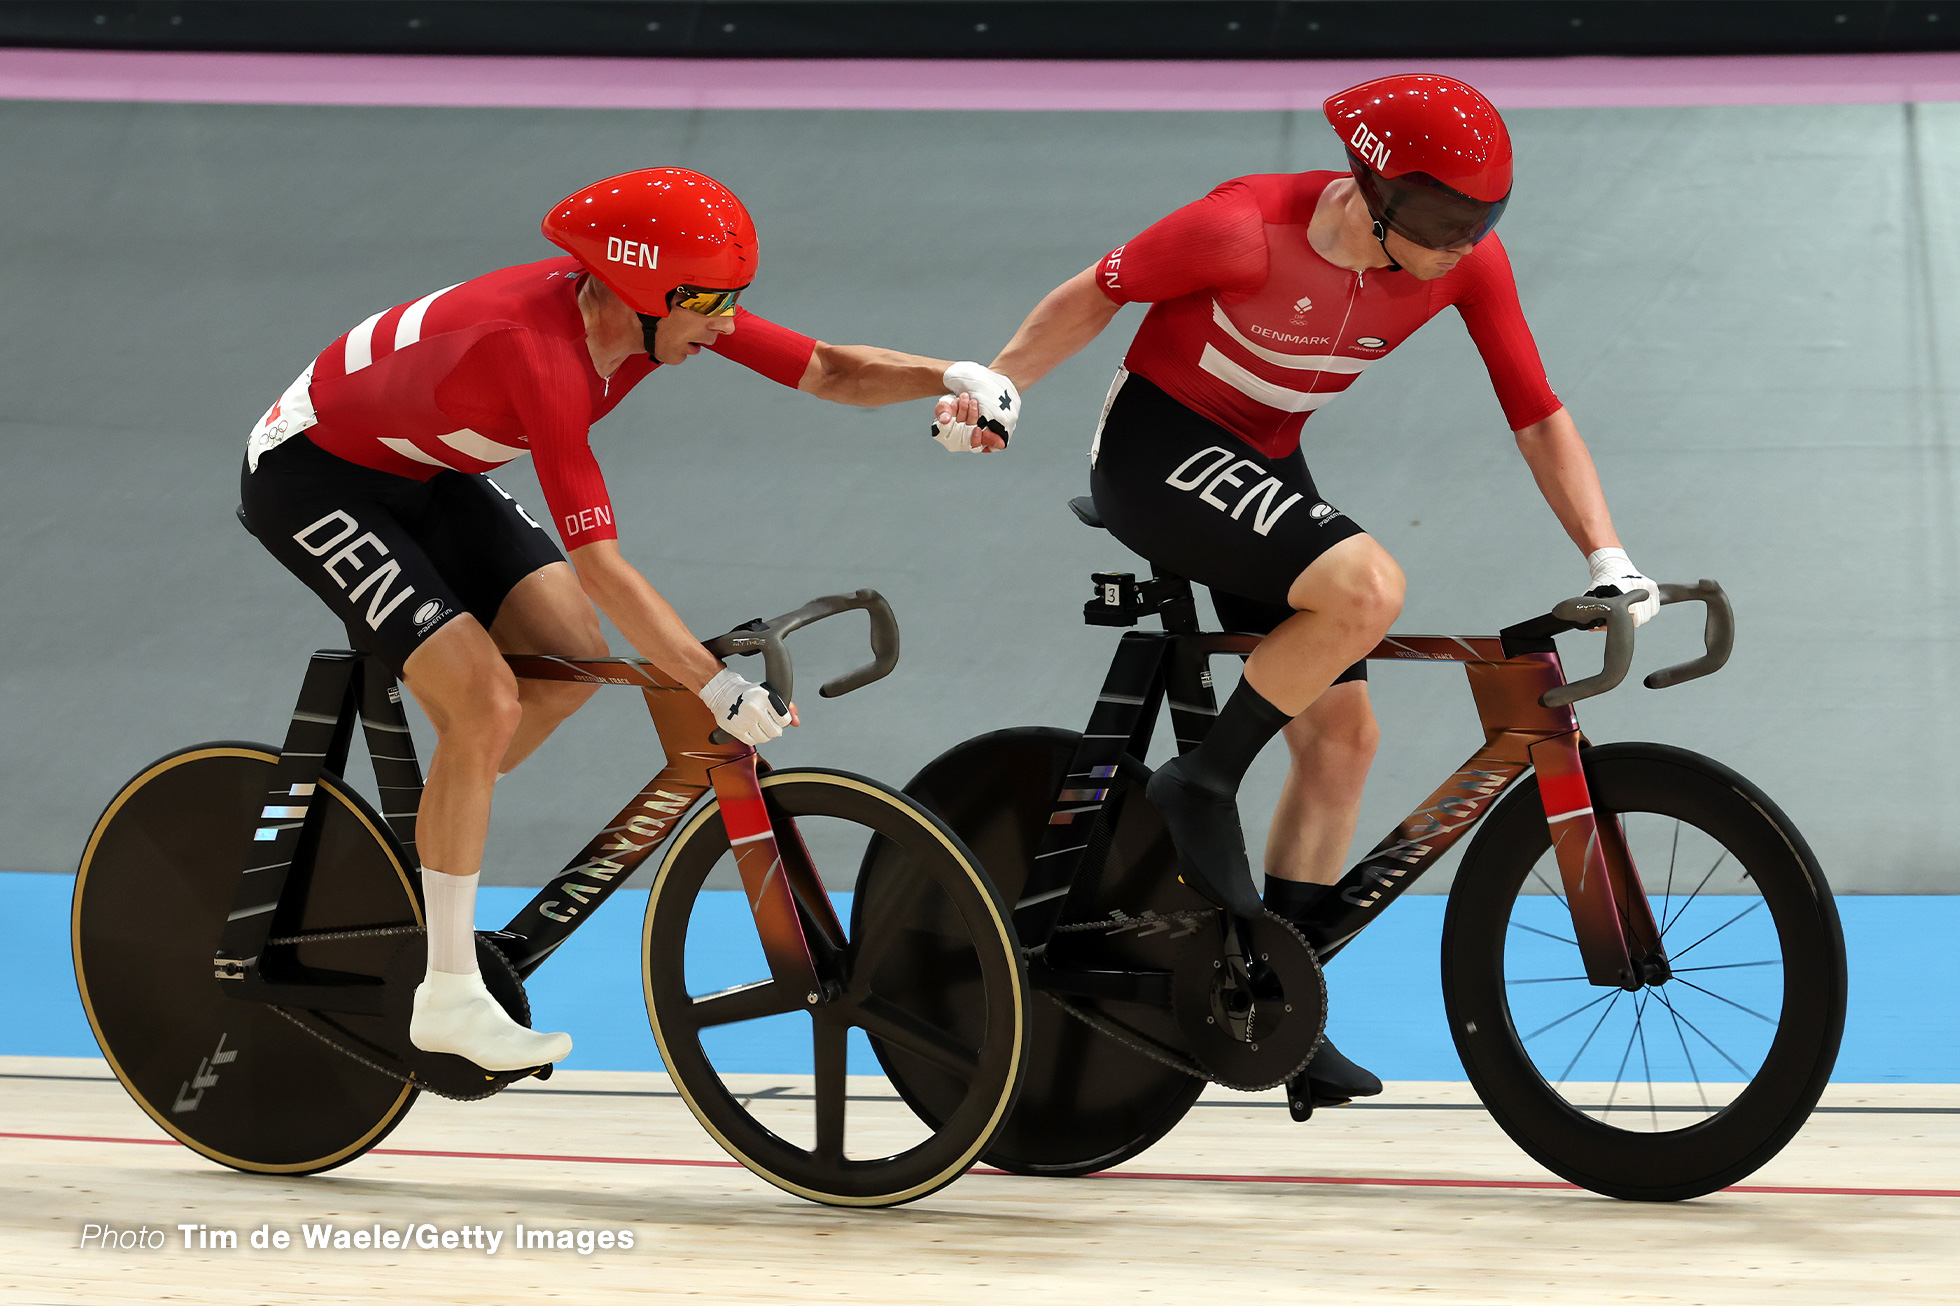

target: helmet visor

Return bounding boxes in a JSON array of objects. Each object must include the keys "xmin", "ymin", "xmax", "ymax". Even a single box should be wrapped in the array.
[
  {"xmin": 1351, "ymin": 156, "xmax": 1509, "ymax": 251},
  {"xmin": 671, "ymin": 284, "xmax": 746, "ymax": 317}
]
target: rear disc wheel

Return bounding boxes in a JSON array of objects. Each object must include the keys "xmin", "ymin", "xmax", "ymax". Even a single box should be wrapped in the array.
[
  {"xmin": 72, "ymin": 744, "xmax": 420, "ymax": 1175},
  {"xmin": 900, "ymin": 728, "xmax": 1210, "ymax": 1177}
]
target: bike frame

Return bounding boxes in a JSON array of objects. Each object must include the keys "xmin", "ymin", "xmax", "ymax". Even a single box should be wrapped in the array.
[
  {"xmin": 212, "ymin": 651, "xmax": 844, "ymax": 1008},
  {"xmin": 1024, "ymin": 597, "xmax": 1669, "ymax": 992}
]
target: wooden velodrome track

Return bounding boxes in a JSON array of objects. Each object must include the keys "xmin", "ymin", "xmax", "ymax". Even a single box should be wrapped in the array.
[{"xmin": 2, "ymin": 1056, "xmax": 1953, "ymax": 1303}]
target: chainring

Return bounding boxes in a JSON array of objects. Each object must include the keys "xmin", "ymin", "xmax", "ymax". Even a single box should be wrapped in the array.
[{"xmin": 1169, "ymin": 911, "xmax": 1326, "ymax": 1091}]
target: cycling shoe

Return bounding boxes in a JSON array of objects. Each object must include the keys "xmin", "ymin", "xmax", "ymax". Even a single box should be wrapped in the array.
[
  {"xmin": 1144, "ymin": 756, "xmax": 1266, "ymax": 920},
  {"xmin": 412, "ymin": 971, "xmax": 572, "ymax": 1072},
  {"xmin": 1286, "ymin": 1037, "xmax": 1383, "ymax": 1121}
]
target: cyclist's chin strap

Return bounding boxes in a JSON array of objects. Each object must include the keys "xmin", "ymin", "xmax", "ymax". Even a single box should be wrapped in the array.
[
  {"xmin": 637, "ymin": 312, "xmax": 664, "ymax": 359},
  {"xmin": 1372, "ymin": 219, "xmax": 1403, "ymax": 273}
]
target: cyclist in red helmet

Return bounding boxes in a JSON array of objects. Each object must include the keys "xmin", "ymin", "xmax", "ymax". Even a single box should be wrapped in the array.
[
  {"xmin": 241, "ymin": 167, "xmax": 1021, "ymax": 1072},
  {"xmin": 954, "ymin": 74, "xmax": 1660, "ymax": 1117}
]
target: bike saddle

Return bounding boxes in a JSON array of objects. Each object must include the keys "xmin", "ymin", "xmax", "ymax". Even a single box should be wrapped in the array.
[{"xmin": 1068, "ymin": 496, "xmax": 1106, "ymax": 530}]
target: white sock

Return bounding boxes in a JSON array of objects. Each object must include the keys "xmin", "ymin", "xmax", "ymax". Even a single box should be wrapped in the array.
[{"xmin": 421, "ymin": 868, "xmax": 481, "ymax": 978}]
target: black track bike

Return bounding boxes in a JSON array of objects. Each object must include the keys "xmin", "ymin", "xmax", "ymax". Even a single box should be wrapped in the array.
[
  {"xmin": 72, "ymin": 591, "xmax": 1030, "ymax": 1207},
  {"xmin": 859, "ymin": 497, "xmax": 1846, "ymax": 1202}
]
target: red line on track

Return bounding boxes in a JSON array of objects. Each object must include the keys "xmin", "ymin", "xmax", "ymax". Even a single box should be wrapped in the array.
[{"xmin": 7, "ymin": 1132, "xmax": 1957, "ymax": 1199}]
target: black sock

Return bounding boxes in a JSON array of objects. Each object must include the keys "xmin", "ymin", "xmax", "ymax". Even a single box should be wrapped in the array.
[
  {"xmin": 1178, "ymin": 678, "xmax": 1293, "ymax": 796},
  {"xmin": 1263, "ymin": 877, "xmax": 1330, "ymax": 922}
]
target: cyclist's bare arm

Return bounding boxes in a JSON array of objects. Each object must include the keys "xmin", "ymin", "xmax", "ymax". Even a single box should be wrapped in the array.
[
  {"xmin": 796, "ymin": 342, "xmax": 955, "ymax": 407},
  {"xmin": 989, "ymin": 263, "xmax": 1122, "ymax": 389},
  {"xmin": 569, "ymin": 540, "xmax": 740, "ymax": 692},
  {"xmin": 1512, "ymin": 406, "xmax": 1623, "ymax": 555}
]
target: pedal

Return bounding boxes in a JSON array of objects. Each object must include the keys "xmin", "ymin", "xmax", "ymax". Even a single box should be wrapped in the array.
[
  {"xmin": 379, "ymin": 933, "xmax": 542, "ymax": 1100},
  {"xmin": 1286, "ymin": 1083, "xmax": 1354, "ymax": 1121}
]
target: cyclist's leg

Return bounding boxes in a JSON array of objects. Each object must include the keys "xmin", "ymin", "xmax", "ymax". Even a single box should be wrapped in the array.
[
  {"xmin": 414, "ymin": 472, "xmax": 601, "ymax": 775},
  {"xmin": 1268, "ymin": 683, "xmax": 1377, "ymax": 882},
  {"xmin": 399, "ymin": 617, "xmax": 521, "ymax": 891},
  {"xmin": 1208, "ymin": 590, "xmax": 1378, "ymax": 889},
  {"xmin": 1264, "ymin": 685, "xmax": 1385, "ymax": 1105},
  {"xmin": 1151, "ymin": 537, "xmax": 1402, "ymax": 906},
  {"xmin": 241, "ymin": 442, "xmax": 570, "ymax": 1069},
  {"xmin": 483, "ymin": 565, "xmax": 605, "ymax": 773},
  {"xmin": 398, "ymin": 621, "xmax": 572, "ymax": 1068},
  {"xmin": 1246, "ymin": 534, "xmax": 1404, "ymax": 712},
  {"xmin": 1089, "ymin": 376, "xmax": 1399, "ymax": 916},
  {"xmin": 1209, "ymin": 593, "xmax": 1386, "ymax": 1108}
]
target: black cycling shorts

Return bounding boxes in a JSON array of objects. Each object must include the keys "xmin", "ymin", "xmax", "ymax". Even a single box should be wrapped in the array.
[
  {"xmin": 1090, "ymin": 371, "xmax": 1370, "ymax": 686},
  {"xmin": 240, "ymin": 435, "xmax": 564, "ymax": 675}
]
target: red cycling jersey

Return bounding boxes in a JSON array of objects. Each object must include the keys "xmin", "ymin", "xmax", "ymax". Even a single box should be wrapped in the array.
[
  {"xmin": 246, "ymin": 257, "xmax": 816, "ymax": 549},
  {"xmin": 1097, "ymin": 172, "xmax": 1560, "ymax": 460}
]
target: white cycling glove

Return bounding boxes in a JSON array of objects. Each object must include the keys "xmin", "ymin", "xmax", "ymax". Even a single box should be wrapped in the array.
[
  {"xmin": 930, "ymin": 361, "xmax": 1021, "ymax": 453},
  {"xmin": 698, "ymin": 667, "xmax": 791, "ymax": 746},
  {"xmin": 1585, "ymin": 548, "xmax": 1662, "ymax": 627}
]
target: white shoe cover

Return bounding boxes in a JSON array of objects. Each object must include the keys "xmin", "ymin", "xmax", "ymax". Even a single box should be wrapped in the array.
[{"xmin": 410, "ymin": 971, "xmax": 572, "ymax": 1071}]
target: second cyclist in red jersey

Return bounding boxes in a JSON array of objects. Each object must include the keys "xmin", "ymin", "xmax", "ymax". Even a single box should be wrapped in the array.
[
  {"xmin": 242, "ymin": 167, "xmax": 1022, "ymax": 1074},
  {"xmin": 952, "ymin": 75, "xmax": 1664, "ymax": 1117},
  {"xmin": 253, "ymin": 263, "xmax": 819, "ymax": 552},
  {"xmin": 1093, "ymin": 169, "xmax": 1558, "ymax": 460}
]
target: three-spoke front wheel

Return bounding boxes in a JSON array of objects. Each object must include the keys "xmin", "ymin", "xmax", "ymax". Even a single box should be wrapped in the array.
[
  {"xmin": 643, "ymin": 768, "xmax": 1028, "ymax": 1207},
  {"xmin": 1443, "ymin": 742, "xmax": 1846, "ymax": 1201}
]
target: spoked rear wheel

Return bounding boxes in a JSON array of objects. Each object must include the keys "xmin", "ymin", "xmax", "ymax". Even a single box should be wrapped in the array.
[
  {"xmin": 72, "ymin": 744, "xmax": 420, "ymax": 1174},
  {"xmin": 1442, "ymin": 742, "xmax": 1846, "ymax": 1201},
  {"xmin": 643, "ymin": 768, "xmax": 1027, "ymax": 1207}
]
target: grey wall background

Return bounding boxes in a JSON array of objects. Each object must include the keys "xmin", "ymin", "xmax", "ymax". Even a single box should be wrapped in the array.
[{"xmin": 4, "ymin": 97, "xmax": 1956, "ymax": 890}]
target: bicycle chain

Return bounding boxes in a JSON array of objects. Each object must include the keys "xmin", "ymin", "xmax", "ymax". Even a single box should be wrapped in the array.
[
  {"xmin": 265, "ymin": 925, "xmax": 424, "ymax": 947},
  {"xmin": 261, "ymin": 925, "xmax": 515, "ymax": 1104},
  {"xmin": 1039, "ymin": 909, "xmax": 1220, "ymax": 1082},
  {"xmin": 264, "ymin": 1004, "xmax": 502, "ymax": 1104},
  {"xmin": 1048, "ymin": 909, "xmax": 1216, "ymax": 937},
  {"xmin": 1040, "ymin": 909, "xmax": 1327, "ymax": 1091},
  {"xmin": 1042, "ymin": 992, "xmax": 1213, "ymax": 1083}
]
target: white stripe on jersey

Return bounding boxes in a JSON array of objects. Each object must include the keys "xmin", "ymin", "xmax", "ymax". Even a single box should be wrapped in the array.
[
  {"xmin": 436, "ymin": 427, "xmax": 526, "ymax": 463},
  {"xmin": 343, "ymin": 310, "xmax": 387, "ymax": 374},
  {"xmin": 1210, "ymin": 302, "xmax": 1373, "ymax": 374},
  {"xmin": 394, "ymin": 283, "xmax": 463, "ymax": 352},
  {"xmin": 1198, "ymin": 345, "xmax": 1341, "ymax": 414},
  {"xmin": 379, "ymin": 437, "xmax": 454, "ymax": 469}
]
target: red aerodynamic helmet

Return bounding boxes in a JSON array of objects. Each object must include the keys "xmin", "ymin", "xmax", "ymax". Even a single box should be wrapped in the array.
[
  {"xmin": 541, "ymin": 167, "xmax": 757, "ymax": 317},
  {"xmin": 1323, "ymin": 74, "xmax": 1513, "ymax": 251}
]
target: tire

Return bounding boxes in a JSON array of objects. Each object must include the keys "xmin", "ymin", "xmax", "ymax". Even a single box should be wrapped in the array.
[
  {"xmin": 900, "ymin": 728, "xmax": 1207, "ymax": 1177},
  {"xmin": 1442, "ymin": 742, "xmax": 1846, "ymax": 1201},
  {"xmin": 72, "ymin": 744, "xmax": 421, "ymax": 1175},
  {"xmin": 643, "ymin": 768, "xmax": 1028, "ymax": 1207}
]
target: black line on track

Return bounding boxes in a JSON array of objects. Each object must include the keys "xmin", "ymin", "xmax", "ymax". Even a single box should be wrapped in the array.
[{"xmin": 11, "ymin": 1072, "xmax": 1955, "ymax": 1115}]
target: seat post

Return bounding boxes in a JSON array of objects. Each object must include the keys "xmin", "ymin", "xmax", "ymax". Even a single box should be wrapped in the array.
[
  {"xmin": 1070, "ymin": 494, "xmax": 1201, "ymax": 634},
  {"xmin": 1144, "ymin": 568, "xmax": 1200, "ymax": 635}
]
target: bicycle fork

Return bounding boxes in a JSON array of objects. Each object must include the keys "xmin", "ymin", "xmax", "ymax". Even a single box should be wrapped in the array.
[{"xmin": 1303, "ymin": 651, "xmax": 1664, "ymax": 990}]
